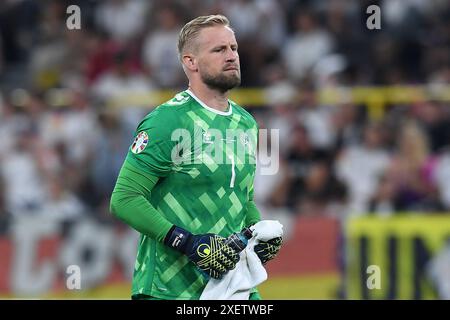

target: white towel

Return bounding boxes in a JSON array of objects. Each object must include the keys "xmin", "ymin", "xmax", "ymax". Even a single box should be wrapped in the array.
[{"xmin": 200, "ymin": 220, "xmax": 284, "ymax": 300}]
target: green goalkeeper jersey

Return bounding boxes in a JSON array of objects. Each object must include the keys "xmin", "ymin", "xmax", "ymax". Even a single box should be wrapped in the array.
[{"xmin": 125, "ymin": 89, "xmax": 258, "ymax": 299}]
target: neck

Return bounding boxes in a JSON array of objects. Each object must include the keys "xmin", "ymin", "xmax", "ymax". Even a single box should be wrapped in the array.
[{"xmin": 188, "ymin": 82, "xmax": 230, "ymax": 112}]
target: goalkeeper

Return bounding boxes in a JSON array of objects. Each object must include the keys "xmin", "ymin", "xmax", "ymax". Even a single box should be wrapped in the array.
[{"xmin": 110, "ymin": 15, "xmax": 282, "ymax": 300}]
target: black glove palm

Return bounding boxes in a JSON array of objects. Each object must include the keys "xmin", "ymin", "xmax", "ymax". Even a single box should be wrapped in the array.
[{"xmin": 255, "ymin": 237, "xmax": 283, "ymax": 264}]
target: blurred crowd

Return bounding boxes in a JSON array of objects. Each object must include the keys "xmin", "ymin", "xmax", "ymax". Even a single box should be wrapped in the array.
[{"xmin": 1, "ymin": 0, "xmax": 450, "ymax": 235}]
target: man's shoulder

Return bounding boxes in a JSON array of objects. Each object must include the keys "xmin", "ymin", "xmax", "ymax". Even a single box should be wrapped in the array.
[
  {"xmin": 140, "ymin": 91, "xmax": 194, "ymax": 124},
  {"xmin": 159, "ymin": 90, "xmax": 194, "ymax": 109},
  {"xmin": 155, "ymin": 91, "xmax": 194, "ymax": 114},
  {"xmin": 230, "ymin": 100, "xmax": 258, "ymax": 128}
]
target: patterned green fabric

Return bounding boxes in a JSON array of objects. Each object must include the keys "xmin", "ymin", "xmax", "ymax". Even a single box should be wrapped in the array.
[
  {"xmin": 131, "ymin": 292, "xmax": 262, "ymax": 300},
  {"xmin": 131, "ymin": 294, "xmax": 163, "ymax": 300},
  {"xmin": 125, "ymin": 90, "xmax": 258, "ymax": 299}
]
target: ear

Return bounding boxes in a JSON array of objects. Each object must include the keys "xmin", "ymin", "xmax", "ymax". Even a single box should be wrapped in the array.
[{"xmin": 182, "ymin": 54, "xmax": 198, "ymax": 72}]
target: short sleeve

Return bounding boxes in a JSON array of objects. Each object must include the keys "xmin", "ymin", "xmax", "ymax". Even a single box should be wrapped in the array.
[{"xmin": 125, "ymin": 107, "xmax": 178, "ymax": 177}]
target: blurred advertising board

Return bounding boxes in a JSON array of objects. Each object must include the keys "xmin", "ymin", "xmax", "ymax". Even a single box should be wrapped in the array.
[
  {"xmin": 0, "ymin": 217, "xmax": 138, "ymax": 298},
  {"xmin": 345, "ymin": 215, "xmax": 450, "ymax": 299}
]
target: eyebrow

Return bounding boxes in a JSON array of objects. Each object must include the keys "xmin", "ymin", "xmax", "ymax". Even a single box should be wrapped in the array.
[{"xmin": 211, "ymin": 43, "xmax": 238, "ymax": 50}]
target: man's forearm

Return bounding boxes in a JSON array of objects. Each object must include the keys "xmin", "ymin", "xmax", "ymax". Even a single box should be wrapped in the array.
[
  {"xmin": 245, "ymin": 200, "xmax": 261, "ymax": 227},
  {"xmin": 110, "ymin": 161, "xmax": 173, "ymax": 242}
]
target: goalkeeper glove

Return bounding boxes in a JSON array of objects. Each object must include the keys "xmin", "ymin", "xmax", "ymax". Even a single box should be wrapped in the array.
[
  {"xmin": 254, "ymin": 237, "xmax": 283, "ymax": 264},
  {"xmin": 164, "ymin": 225, "xmax": 240, "ymax": 279}
]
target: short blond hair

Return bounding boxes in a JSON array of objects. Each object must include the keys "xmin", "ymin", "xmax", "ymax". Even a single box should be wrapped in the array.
[{"xmin": 178, "ymin": 14, "xmax": 231, "ymax": 60}]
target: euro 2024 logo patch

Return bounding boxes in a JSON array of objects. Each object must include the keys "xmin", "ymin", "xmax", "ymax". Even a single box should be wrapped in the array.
[{"xmin": 131, "ymin": 131, "xmax": 148, "ymax": 154}]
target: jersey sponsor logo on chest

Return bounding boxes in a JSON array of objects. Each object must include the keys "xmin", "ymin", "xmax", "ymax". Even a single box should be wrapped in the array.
[
  {"xmin": 202, "ymin": 129, "xmax": 252, "ymax": 148},
  {"xmin": 203, "ymin": 130, "xmax": 236, "ymax": 144}
]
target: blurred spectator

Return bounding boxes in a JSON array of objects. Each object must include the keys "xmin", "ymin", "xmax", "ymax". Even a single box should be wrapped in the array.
[
  {"xmin": 385, "ymin": 121, "xmax": 442, "ymax": 211},
  {"xmin": 254, "ymin": 118, "xmax": 291, "ymax": 211},
  {"xmin": 336, "ymin": 122, "xmax": 391, "ymax": 215},
  {"xmin": 263, "ymin": 66, "xmax": 298, "ymax": 155},
  {"xmin": 84, "ymin": 32, "xmax": 144, "ymax": 85},
  {"xmin": 368, "ymin": 173, "xmax": 399, "ymax": 216},
  {"xmin": 40, "ymin": 90, "xmax": 98, "ymax": 167},
  {"xmin": 411, "ymin": 101, "xmax": 450, "ymax": 153},
  {"xmin": 90, "ymin": 110, "xmax": 130, "ymax": 203},
  {"xmin": 0, "ymin": 99, "xmax": 19, "ymax": 157},
  {"xmin": 222, "ymin": 0, "xmax": 260, "ymax": 40},
  {"xmin": 285, "ymin": 124, "xmax": 331, "ymax": 210},
  {"xmin": 0, "ymin": 125, "xmax": 48, "ymax": 216},
  {"xmin": 0, "ymin": 0, "xmax": 41, "ymax": 89},
  {"xmin": 295, "ymin": 161, "xmax": 347, "ymax": 216},
  {"xmin": 41, "ymin": 175, "xmax": 85, "ymax": 223},
  {"xmin": 332, "ymin": 102, "xmax": 365, "ymax": 148},
  {"xmin": 92, "ymin": 49, "xmax": 154, "ymax": 136},
  {"xmin": 141, "ymin": 5, "xmax": 184, "ymax": 88},
  {"xmin": 253, "ymin": 0, "xmax": 287, "ymax": 50},
  {"xmin": 282, "ymin": 9, "xmax": 334, "ymax": 82},
  {"xmin": 28, "ymin": 1, "xmax": 76, "ymax": 90},
  {"xmin": 222, "ymin": 0, "xmax": 286, "ymax": 49},
  {"xmin": 95, "ymin": 0, "xmax": 149, "ymax": 43},
  {"xmin": 297, "ymin": 84, "xmax": 337, "ymax": 150}
]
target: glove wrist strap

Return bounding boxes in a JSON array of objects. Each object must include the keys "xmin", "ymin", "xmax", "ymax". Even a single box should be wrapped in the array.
[{"xmin": 163, "ymin": 226, "xmax": 192, "ymax": 254}]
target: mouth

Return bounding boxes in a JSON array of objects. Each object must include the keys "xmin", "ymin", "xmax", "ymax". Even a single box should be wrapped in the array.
[{"xmin": 224, "ymin": 66, "xmax": 239, "ymax": 71}]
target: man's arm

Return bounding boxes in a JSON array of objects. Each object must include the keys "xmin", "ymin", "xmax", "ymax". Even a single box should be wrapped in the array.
[
  {"xmin": 244, "ymin": 200, "xmax": 261, "ymax": 227},
  {"xmin": 244, "ymin": 182, "xmax": 261, "ymax": 227},
  {"xmin": 110, "ymin": 160, "xmax": 173, "ymax": 242}
]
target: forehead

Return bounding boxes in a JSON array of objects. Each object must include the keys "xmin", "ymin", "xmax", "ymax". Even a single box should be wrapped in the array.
[{"xmin": 196, "ymin": 25, "xmax": 237, "ymax": 48}]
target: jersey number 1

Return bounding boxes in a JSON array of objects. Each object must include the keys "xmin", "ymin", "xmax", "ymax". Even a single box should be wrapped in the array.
[{"xmin": 228, "ymin": 155, "xmax": 235, "ymax": 188}]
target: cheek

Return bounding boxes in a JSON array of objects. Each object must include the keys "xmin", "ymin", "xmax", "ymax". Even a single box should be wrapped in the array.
[{"xmin": 199, "ymin": 57, "xmax": 220, "ymax": 74}]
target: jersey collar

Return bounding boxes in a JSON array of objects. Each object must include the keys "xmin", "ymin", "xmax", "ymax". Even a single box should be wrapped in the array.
[{"xmin": 186, "ymin": 89, "xmax": 233, "ymax": 116}]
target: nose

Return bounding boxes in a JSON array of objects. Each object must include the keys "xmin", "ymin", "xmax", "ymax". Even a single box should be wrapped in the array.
[{"xmin": 225, "ymin": 47, "xmax": 238, "ymax": 62}]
